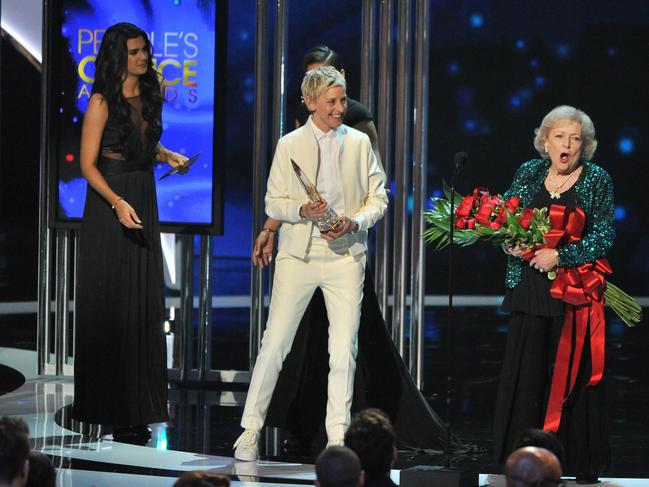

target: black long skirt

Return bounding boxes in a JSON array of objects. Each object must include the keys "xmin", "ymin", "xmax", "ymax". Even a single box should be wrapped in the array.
[
  {"xmin": 493, "ymin": 311, "xmax": 610, "ymax": 476},
  {"xmin": 72, "ymin": 165, "xmax": 168, "ymax": 427}
]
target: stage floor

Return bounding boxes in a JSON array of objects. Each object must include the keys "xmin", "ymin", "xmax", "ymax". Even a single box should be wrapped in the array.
[{"xmin": 0, "ymin": 347, "xmax": 646, "ymax": 487}]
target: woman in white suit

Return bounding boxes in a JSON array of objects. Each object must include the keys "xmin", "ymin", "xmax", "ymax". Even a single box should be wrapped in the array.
[{"xmin": 234, "ymin": 66, "xmax": 388, "ymax": 461}]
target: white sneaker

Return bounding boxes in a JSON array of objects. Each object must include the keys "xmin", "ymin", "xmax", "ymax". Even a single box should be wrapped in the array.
[{"xmin": 234, "ymin": 430, "xmax": 259, "ymax": 462}]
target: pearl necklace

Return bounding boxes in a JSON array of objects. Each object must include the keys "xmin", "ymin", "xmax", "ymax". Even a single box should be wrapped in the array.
[{"xmin": 548, "ymin": 168, "xmax": 577, "ymax": 199}]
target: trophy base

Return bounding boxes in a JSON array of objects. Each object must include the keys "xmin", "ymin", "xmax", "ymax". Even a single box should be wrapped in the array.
[{"xmin": 316, "ymin": 209, "xmax": 341, "ymax": 233}]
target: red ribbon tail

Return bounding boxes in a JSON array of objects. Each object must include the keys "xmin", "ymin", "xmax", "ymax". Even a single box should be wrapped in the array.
[{"xmin": 543, "ymin": 306, "xmax": 574, "ymax": 433}]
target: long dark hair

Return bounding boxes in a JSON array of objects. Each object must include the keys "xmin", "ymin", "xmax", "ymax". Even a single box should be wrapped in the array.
[
  {"xmin": 92, "ymin": 22, "xmax": 162, "ymax": 157},
  {"xmin": 302, "ymin": 45, "xmax": 343, "ymax": 72}
]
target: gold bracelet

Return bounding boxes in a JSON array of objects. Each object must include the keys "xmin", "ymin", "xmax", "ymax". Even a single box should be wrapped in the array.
[
  {"xmin": 261, "ymin": 228, "xmax": 276, "ymax": 234},
  {"xmin": 111, "ymin": 197, "xmax": 124, "ymax": 210}
]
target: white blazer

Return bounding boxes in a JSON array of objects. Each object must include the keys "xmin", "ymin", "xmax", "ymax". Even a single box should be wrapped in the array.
[{"xmin": 265, "ymin": 123, "xmax": 388, "ymax": 258}]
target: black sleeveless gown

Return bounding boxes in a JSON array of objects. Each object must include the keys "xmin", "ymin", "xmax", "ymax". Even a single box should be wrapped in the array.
[
  {"xmin": 494, "ymin": 185, "xmax": 609, "ymax": 477},
  {"xmin": 73, "ymin": 96, "xmax": 169, "ymax": 427},
  {"xmin": 263, "ymin": 97, "xmax": 459, "ymax": 453}
]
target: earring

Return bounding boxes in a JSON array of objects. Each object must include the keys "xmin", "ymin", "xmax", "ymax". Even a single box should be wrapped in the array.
[{"xmin": 544, "ymin": 145, "xmax": 548, "ymax": 153}]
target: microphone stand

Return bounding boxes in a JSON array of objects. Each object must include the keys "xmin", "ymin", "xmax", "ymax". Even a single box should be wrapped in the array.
[{"xmin": 444, "ymin": 153, "xmax": 465, "ymax": 468}]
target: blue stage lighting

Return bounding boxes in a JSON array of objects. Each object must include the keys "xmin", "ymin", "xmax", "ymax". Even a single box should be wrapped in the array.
[
  {"xmin": 448, "ymin": 61, "xmax": 460, "ymax": 75},
  {"xmin": 173, "ymin": 0, "xmax": 181, "ymax": 5},
  {"xmin": 469, "ymin": 12, "xmax": 484, "ymax": 28},
  {"xmin": 529, "ymin": 58, "xmax": 539, "ymax": 69},
  {"xmin": 515, "ymin": 39, "xmax": 525, "ymax": 49},
  {"xmin": 556, "ymin": 43, "xmax": 571, "ymax": 59},
  {"xmin": 607, "ymin": 47, "xmax": 618, "ymax": 57},
  {"xmin": 614, "ymin": 206, "xmax": 627, "ymax": 221},
  {"xmin": 618, "ymin": 137, "xmax": 634, "ymax": 154},
  {"xmin": 534, "ymin": 75, "xmax": 545, "ymax": 88}
]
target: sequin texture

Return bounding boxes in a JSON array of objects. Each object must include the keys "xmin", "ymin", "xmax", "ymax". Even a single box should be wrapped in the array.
[{"xmin": 503, "ymin": 158, "xmax": 615, "ymax": 289}]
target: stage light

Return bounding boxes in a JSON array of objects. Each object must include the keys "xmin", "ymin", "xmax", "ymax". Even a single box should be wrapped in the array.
[
  {"xmin": 529, "ymin": 58, "xmax": 539, "ymax": 69},
  {"xmin": 65, "ymin": 153, "xmax": 75, "ymax": 162},
  {"xmin": 173, "ymin": 0, "xmax": 181, "ymax": 5},
  {"xmin": 72, "ymin": 116, "xmax": 79, "ymax": 123},
  {"xmin": 614, "ymin": 206, "xmax": 627, "ymax": 221},
  {"xmin": 618, "ymin": 137, "xmax": 634, "ymax": 154},
  {"xmin": 534, "ymin": 75, "xmax": 545, "ymax": 88},
  {"xmin": 515, "ymin": 39, "xmax": 525, "ymax": 50},
  {"xmin": 556, "ymin": 43, "xmax": 571, "ymax": 59},
  {"xmin": 469, "ymin": 12, "xmax": 484, "ymax": 28},
  {"xmin": 448, "ymin": 61, "xmax": 460, "ymax": 75},
  {"xmin": 607, "ymin": 47, "xmax": 618, "ymax": 57}
]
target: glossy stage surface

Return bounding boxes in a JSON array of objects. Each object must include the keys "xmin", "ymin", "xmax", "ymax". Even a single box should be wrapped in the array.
[{"xmin": 0, "ymin": 346, "xmax": 646, "ymax": 487}]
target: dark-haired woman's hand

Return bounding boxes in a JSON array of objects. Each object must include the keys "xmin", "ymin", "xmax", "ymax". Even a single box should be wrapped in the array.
[
  {"xmin": 166, "ymin": 151, "xmax": 189, "ymax": 173},
  {"xmin": 114, "ymin": 199, "xmax": 143, "ymax": 229}
]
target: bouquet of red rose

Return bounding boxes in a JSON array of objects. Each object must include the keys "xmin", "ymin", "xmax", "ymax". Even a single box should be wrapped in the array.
[{"xmin": 422, "ymin": 183, "xmax": 642, "ymax": 327}]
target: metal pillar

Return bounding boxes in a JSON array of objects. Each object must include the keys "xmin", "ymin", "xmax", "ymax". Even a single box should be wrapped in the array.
[
  {"xmin": 375, "ymin": 0, "xmax": 393, "ymax": 318},
  {"xmin": 391, "ymin": 0, "xmax": 412, "ymax": 357},
  {"xmin": 249, "ymin": 0, "xmax": 270, "ymax": 370},
  {"xmin": 197, "ymin": 235, "xmax": 213, "ymax": 381},
  {"xmin": 409, "ymin": 0, "xmax": 430, "ymax": 388},
  {"xmin": 360, "ymin": 0, "xmax": 376, "ymax": 114},
  {"xmin": 178, "ymin": 234, "xmax": 194, "ymax": 381}
]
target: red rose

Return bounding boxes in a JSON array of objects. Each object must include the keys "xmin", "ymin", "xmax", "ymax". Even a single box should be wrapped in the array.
[
  {"xmin": 518, "ymin": 208, "xmax": 535, "ymax": 230},
  {"xmin": 475, "ymin": 200, "xmax": 496, "ymax": 225},
  {"xmin": 456, "ymin": 195, "xmax": 475, "ymax": 218},
  {"xmin": 505, "ymin": 196, "xmax": 521, "ymax": 213}
]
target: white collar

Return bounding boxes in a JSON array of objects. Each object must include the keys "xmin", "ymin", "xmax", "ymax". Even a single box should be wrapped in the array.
[{"xmin": 308, "ymin": 116, "xmax": 339, "ymax": 141}]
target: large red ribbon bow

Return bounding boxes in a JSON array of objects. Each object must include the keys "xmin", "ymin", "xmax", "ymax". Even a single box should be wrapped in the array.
[{"xmin": 521, "ymin": 205, "xmax": 611, "ymax": 433}]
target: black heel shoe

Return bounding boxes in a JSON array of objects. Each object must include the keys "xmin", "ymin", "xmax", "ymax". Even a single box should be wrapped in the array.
[{"xmin": 112, "ymin": 425, "xmax": 151, "ymax": 445}]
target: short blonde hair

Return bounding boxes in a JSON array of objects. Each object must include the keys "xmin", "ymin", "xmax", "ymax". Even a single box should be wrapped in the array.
[
  {"xmin": 533, "ymin": 105, "xmax": 598, "ymax": 160},
  {"xmin": 301, "ymin": 65, "xmax": 346, "ymax": 103}
]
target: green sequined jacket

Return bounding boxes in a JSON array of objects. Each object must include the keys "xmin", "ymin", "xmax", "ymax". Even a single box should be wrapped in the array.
[{"xmin": 503, "ymin": 158, "xmax": 615, "ymax": 289}]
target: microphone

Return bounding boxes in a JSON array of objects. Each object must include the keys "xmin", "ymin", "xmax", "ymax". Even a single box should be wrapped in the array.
[{"xmin": 453, "ymin": 152, "xmax": 469, "ymax": 172}]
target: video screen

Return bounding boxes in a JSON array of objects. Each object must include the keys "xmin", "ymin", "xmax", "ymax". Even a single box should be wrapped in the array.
[{"xmin": 51, "ymin": 0, "xmax": 222, "ymax": 233}]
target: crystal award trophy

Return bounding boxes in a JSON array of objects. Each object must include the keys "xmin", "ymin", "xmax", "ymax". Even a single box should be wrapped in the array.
[{"xmin": 291, "ymin": 159, "xmax": 341, "ymax": 232}]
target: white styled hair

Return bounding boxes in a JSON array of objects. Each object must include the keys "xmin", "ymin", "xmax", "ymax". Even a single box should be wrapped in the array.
[
  {"xmin": 301, "ymin": 65, "xmax": 346, "ymax": 102},
  {"xmin": 533, "ymin": 105, "xmax": 597, "ymax": 160}
]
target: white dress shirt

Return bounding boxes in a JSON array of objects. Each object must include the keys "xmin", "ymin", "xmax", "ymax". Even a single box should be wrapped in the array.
[{"xmin": 307, "ymin": 116, "xmax": 345, "ymax": 236}]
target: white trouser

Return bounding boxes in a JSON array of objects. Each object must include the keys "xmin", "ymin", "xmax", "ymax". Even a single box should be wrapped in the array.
[{"xmin": 241, "ymin": 237, "xmax": 366, "ymax": 441}]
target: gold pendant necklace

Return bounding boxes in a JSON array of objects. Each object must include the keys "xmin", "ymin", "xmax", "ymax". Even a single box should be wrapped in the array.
[{"xmin": 548, "ymin": 169, "xmax": 576, "ymax": 199}]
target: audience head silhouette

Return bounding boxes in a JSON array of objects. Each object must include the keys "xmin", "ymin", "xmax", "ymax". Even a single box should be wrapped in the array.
[
  {"xmin": 0, "ymin": 417, "xmax": 30, "ymax": 487},
  {"xmin": 344, "ymin": 409, "xmax": 396, "ymax": 481},
  {"xmin": 505, "ymin": 446, "xmax": 563, "ymax": 487},
  {"xmin": 316, "ymin": 446, "xmax": 363, "ymax": 487}
]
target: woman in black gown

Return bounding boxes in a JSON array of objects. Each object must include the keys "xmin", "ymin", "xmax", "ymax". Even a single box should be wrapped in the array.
[
  {"xmin": 494, "ymin": 106, "xmax": 615, "ymax": 482},
  {"xmin": 252, "ymin": 46, "xmax": 454, "ymax": 453},
  {"xmin": 72, "ymin": 23, "xmax": 187, "ymax": 439}
]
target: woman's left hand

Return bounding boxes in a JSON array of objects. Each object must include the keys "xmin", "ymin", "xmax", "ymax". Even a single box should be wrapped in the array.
[
  {"xmin": 529, "ymin": 248, "xmax": 559, "ymax": 272},
  {"xmin": 166, "ymin": 151, "xmax": 189, "ymax": 172}
]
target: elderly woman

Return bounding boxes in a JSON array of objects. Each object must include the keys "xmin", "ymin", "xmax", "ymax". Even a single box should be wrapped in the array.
[{"xmin": 493, "ymin": 105, "xmax": 615, "ymax": 483}]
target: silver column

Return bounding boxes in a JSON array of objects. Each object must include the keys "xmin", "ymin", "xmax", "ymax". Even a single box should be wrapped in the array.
[
  {"xmin": 360, "ymin": 0, "xmax": 376, "ymax": 113},
  {"xmin": 37, "ymin": 0, "xmax": 53, "ymax": 376},
  {"xmin": 197, "ymin": 235, "xmax": 213, "ymax": 381},
  {"xmin": 375, "ymin": 0, "xmax": 393, "ymax": 318},
  {"xmin": 249, "ymin": 0, "xmax": 270, "ymax": 369},
  {"xmin": 54, "ymin": 230, "xmax": 71, "ymax": 376},
  {"xmin": 409, "ymin": 0, "xmax": 429, "ymax": 388},
  {"xmin": 178, "ymin": 234, "xmax": 194, "ymax": 381},
  {"xmin": 272, "ymin": 0, "xmax": 288, "ymax": 148},
  {"xmin": 391, "ymin": 0, "xmax": 412, "ymax": 357}
]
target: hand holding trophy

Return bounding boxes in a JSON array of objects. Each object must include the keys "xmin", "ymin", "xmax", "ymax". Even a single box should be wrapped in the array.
[{"xmin": 291, "ymin": 159, "xmax": 341, "ymax": 232}]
